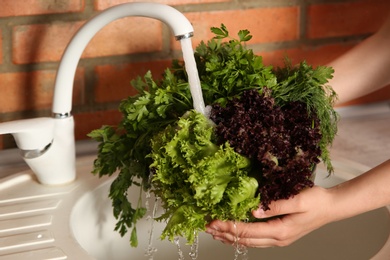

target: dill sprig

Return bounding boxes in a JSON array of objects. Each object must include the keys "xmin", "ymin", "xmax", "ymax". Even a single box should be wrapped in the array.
[{"xmin": 272, "ymin": 60, "xmax": 339, "ymax": 173}]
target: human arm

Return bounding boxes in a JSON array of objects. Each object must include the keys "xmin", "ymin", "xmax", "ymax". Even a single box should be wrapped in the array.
[
  {"xmin": 329, "ymin": 13, "xmax": 390, "ymax": 105},
  {"xmin": 206, "ymin": 159, "xmax": 390, "ymax": 247},
  {"xmin": 205, "ymin": 12, "xmax": 390, "ymax": 247}
]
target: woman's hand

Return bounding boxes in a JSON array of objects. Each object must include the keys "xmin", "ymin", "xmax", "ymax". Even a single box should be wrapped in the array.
[
  {"xmin": 206, "ymin": 159, "xmax": 390, "ymax": 248},
  {"xmin": 206, "ymin": 186, "xmax": 335, "ymax": 248}
]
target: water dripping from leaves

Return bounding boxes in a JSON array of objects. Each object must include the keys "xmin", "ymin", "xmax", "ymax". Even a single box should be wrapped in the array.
[
  {"xmin": 145, "ymin": 191, "xmax": 151, "ymax": 214},
  {"xmin": 144, "ymin": 188, "xmax": 159, "ymax": 259},
  {"xmin": 233, "ymin": 221, "xmax": 249, "ymax": 260},
  {"xmin": 145, "ymin": 173, "xmax": 154, "ymax": 214},
  {"xmin": 189, "ymin": 232, "xmax": 199, "ymax": 260},
  {"xmin": 174, "ymin": 237, "xmax": 185, "ymax": 260}
]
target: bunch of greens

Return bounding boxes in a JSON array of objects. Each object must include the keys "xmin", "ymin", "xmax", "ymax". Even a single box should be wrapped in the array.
[{"xmin": 88, "ymin": 24, "xmax": 338, "ymax": 247}]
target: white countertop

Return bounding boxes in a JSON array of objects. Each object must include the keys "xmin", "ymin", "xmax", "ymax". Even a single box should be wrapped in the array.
[{"xmin": 331, "ymin": 101, "xmax": 390, "ymax": 168}]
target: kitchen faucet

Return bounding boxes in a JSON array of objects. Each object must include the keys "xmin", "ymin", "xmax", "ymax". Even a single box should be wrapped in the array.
[{"xmin": 0, "ymin": 2, "xmax": 195, "ymax": 185}]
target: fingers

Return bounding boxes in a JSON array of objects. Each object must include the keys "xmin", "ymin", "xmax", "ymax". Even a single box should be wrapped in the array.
[
  {"xmin": 205, "ymin": 218, "xmax": 296, "ymax": 248},
  {"xmin": 252, "ymin": 195, "xmax": 303, "ymax": 219},
  {"xmin": 252, "ymin": 186, "xmax": 326, "ymax": 218},
  {"xmin": 206, "ymin": 186, "xmax": 332, "ymax": 248},
  {"xmin": 212, "ymin": 233, "xmax": 280, "ymax": 248}
]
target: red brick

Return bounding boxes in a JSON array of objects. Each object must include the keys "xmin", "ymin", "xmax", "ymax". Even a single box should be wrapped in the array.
[
  {"xmin": 0, "ymin": 69, "xmax": 85, "ymax": 113},
  {"xmin": 13, "ymin": 22, "xmax": 83, "ymax": 64},
  {"xmin": 94, "ymin": 0, "xmax": 230, "ymax": 10},
  {"xmin": 73, "ymin": 110, "xmax": 123, "ymax": 140},
  {"xmin": 0, "ymin": 0, "xmax": 85, "ymax": 17},
  {"xmin": 84, "ymin": 17, "xmax": 162, "ymax": 58},
  {"xmin": 13, "ymin": 17, "xmax": 162, "ymax": 64},
  {"xmin": 307, "ymin": 0, "xmax": 390, "ymax": 39},
  {"xmin": 94, "ymin": 60, "xmax": 172, "ymax": 103},
  {"xmin": 173, "ymin": 7, "xmax": 300, "ymax": 50}
]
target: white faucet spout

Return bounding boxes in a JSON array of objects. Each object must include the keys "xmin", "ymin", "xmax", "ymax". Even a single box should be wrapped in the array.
[{"xmin": 52, "ymin": 2, "xmax": 194, "ymax": 116}]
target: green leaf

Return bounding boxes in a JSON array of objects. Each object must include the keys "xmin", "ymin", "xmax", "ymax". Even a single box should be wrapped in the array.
[
  {"xmin": 211, "ymin": 24, "xmax": 229, "ymax": 39},
  {"xmin": 130, "ymin": 227, "xmax": 138, "ymax": 247},
  {"xmin": 131, "ymin": 76, "xmax": 147, "ymax": 93},
  {"xmin": 238, "ymin": 29, "xmax": 252, "ymax": 42}
]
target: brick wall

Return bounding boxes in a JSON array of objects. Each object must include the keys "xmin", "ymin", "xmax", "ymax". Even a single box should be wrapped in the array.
[{"xmin": 0, "ymin": 0, "xmax": 389, "ymax": 149}]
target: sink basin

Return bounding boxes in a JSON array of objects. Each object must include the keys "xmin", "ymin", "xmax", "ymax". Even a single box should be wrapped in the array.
[{"xmin": 1, "ymin": 155, "xmax": 390, "ymax": 259}]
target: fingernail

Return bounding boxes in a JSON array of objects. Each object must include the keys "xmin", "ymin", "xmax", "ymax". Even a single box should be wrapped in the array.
[
  {"xmin": 211, "ymin": 224, "xmax": 220, "ymax": 231},
  {"xmin": 206, "ymin": 224, "xmax": 220, "ymax": 233},
  {"xmin": 253, "ymin": 208, "xmax": 265, "ymax": 217}
]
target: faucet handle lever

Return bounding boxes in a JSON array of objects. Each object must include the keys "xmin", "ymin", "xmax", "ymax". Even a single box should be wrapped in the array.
[
  {"xmin": 0, "ymin": 118, "xmax": 55, "ymax": 151},
  {"xmin": 0, "ymin": 117, "xmax": 76, "ymax": 185}
]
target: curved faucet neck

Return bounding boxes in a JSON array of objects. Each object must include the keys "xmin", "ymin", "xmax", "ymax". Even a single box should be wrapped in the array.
[{"xmin": 52, "ymin": 2, "xmax": 194, "ymax": 116}]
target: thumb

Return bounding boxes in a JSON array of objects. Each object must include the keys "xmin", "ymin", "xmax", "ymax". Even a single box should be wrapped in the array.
[{"xmin": 252, "ymin": 196, "xmax": 301, "ymax": 219}]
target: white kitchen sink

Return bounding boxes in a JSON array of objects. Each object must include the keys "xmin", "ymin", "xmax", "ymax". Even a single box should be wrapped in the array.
[{"xmin": 1, "ymin": 154, "xmax": 390, "ymax": 260}]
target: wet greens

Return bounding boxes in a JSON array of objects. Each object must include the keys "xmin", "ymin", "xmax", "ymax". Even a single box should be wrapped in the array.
[{"xmin": 89, "ymin": 24, "xmax": 338, "ymax": 247}]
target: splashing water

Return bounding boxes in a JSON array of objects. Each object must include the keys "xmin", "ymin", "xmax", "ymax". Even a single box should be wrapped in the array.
[
  {"xmin": 145, "ymin": 173, "xmax": 153, "ymax": 214},
  {"xmin": 144, "ymin": 193, "xmax": 159, "ymax": 259},
  {"xmin": 145, "ymin": 191, "xmax": 151, "ymax": 214},
  {"xmin": 174, "ymin": 237, "xmax": 185, "ymax": 260},
  {"xmin": 189, "ymin": 233, "xmax": 199, "ymax": 260},
  {"xmin": 180, "ymin": 38, "xmax": 206, "ymax": 115},
  {"xmin": 233, "ymin": 222, "xmax": 249, "ymax": 260}
]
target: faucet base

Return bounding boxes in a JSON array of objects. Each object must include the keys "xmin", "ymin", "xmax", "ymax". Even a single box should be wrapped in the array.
[{"xmin": 24, "ymin": 117, "xmax": 76, "ymax": 185}]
